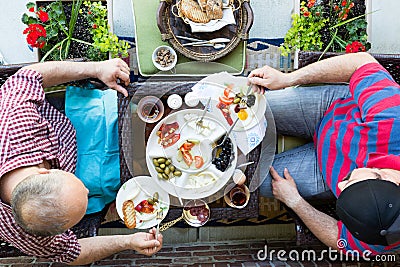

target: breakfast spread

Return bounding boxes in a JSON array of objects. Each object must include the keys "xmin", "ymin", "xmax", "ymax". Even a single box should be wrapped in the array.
[{"xmin": 146, "ymin": 109, "xmax": 238, "ymax": 200}]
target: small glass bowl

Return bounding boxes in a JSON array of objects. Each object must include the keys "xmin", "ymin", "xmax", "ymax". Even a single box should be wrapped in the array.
[{"xmin": 137, "ymin": 96, "xmax": 165, "ymax": 123}]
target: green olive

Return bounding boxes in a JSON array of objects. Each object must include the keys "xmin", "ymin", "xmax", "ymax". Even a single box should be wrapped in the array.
[
  {"xmin": 164, "ymin": 166, "xmax": 170, "ymax": 175},
  {"xmin": 169, "ymin": 165, "xmax": 175, "ymax": 172},
  {"xmin": 174, "ymin": 170, "xmax": 182, "ymax": 176},
  {"xmin": 157, "ymin": 158, "xmax": 166, "ymax": 164},
  {"xmin": 157, "ymin": 173, "xmax": 163, "ymax": 179},
  {"xmin": 153, "ymin": 192, "xmax": 159, "ymax": 202},
  {"xmin": 165, "ymin": 159, "xmax": 172, "ymax": 165},
  {"xmin": 147, "ymin": 198, "xmax": 155, "ymax": 205},
  {"xmin": 155, "ymin": 167, "xmax": 163, "ymax": 173},
  {"xmin": 162, "ymin": 173, "xmax": 169, "ymax": 180},
  {"xmin": 233, "ymin": 98, "xmax": 241, "ymax": 104},
  {"xmin": 153, "ymin": 159, "xmax": 159, "ymax": 166},
  {"xmin": 159, "ymin": 163, "xmax": 166, "ymax": 169}
]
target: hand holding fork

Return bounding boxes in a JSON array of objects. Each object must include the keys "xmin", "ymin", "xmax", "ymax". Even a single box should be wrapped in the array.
[{"xmin": 240, "ymin": 84, "xmax": 253, "ymax": 107}]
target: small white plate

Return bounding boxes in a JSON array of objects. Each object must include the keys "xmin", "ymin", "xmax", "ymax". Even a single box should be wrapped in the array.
[
  {"xmin": 192, "ymin": 82, "xmax": 266, "ymax": 131},
  {"xmin": 116, "ymin": 176, "xmax": 170, "ymax": 229}
]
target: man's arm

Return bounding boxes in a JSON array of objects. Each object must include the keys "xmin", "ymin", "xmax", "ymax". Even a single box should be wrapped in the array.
[
  {"xmin": 248, "ymin": 52, "xmax": 378, "ymax": 91},
  {"xmin": 270, "ymin": 167, "xmax": 339, "ymax": 249},
  {"xmin": 22, "ymin": 58, "xmax": 130, "ymax": 96},
  {"xmin": 69, "ymin": 229, "xmax": 162, "ymax": 266}
]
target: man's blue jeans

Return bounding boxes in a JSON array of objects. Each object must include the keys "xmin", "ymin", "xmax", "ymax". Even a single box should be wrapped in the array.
[{"xmin": 260, "ymin": 84, "xmax": 351, "ymax": 198}]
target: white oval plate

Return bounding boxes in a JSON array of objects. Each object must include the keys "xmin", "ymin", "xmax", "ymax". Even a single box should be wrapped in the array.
[{"xmin": 116, "ymin": 176, "xmax": 170, "ymax": 229}]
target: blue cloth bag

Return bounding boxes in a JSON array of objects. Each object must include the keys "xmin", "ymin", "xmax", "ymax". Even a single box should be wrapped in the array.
[{"xmin": 65, "ymin": 85, "xmax": 120, "ymax": 214}]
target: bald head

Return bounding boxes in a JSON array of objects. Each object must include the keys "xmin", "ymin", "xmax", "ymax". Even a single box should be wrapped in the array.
[{"xmin": 11, "ymin": 170, "xmax": 88, "ymax": 236}]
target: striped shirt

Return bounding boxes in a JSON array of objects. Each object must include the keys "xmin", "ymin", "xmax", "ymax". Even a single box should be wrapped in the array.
[
  {"xmin": 0, "ymin": 69, "xmax": 80, "ymax": 262},
  {"xmin": 315, "ymin": 63, "xmax": 400, "ymax": 254}
]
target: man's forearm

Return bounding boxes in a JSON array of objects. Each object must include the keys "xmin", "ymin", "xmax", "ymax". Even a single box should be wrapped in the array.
[
  {"xmin": 286, "ymin": 52, "xmax": 377, "ymax": 87},
  {"xmin": 291, "ymin": 198, "xmax": 339, "ymax": 249},
  {"xmin": 22, "ymin": 61, "xmax": 99, "ymax": 88},
  {"xmin": 69, "ymin": 235, "xmax": 130, "ymax": 265}
]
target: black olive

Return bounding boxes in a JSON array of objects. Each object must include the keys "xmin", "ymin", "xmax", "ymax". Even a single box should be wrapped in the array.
[{"xmin": 247, "ymin": 95, "xmax": 256, "ymax": 107}]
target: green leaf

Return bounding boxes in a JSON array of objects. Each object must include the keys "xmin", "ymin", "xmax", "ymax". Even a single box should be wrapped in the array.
[
  {"xmin": 27, "ymin": 17, "xmax": 38, "ymax": 25},
  {"xmin": 26, "ymin": 2, "xmax": 35, "ymax": 9},
  {"xmin": 21, "ymin": 13, "xmax": 29, "ymax": 24}
]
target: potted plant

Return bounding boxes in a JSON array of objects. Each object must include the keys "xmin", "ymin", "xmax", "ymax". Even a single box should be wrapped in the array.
[
  {"xmin": 280, "ymin": 0, "xmax": 370, "ymax": 60},
  {"xmin": 21, "ymin": 0, "xmax": 130, "ymax": 62}
]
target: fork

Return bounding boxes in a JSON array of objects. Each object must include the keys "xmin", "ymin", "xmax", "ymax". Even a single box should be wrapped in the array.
[
  {"xmin": 155, "ymin": 209, "xmax": 163, "ymax": 240},
  {"xmin": 196, "ymin": 97, "xmax": 211, "ymax": 133},
  {"xmin": 240, "ymin": 84, "xmax": 253, "ymax": 106}
]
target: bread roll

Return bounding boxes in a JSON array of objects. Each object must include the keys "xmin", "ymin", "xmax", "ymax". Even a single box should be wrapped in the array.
[
  {"xmin": 205, "ymin": 0, "xmax": 223, "ymax": 20},
  {"xmin": 122, "ymin": 200, "xmax": 136, "ymax": 229},
  {"xmin": 197, "ymin": 0, "xmax": 207, "ymax": 11},
  {"xmin": 180, "ymin": 0, "xmax": 210, "ymax": 23}
]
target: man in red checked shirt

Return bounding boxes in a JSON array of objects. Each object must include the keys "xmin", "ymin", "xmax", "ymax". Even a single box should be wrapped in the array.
[
  {"xmin": 0, "ymin": 59, "xmax": 163, "ymax": 264},
  {"xmin": 249, "ymin": 53, "xmax": 400, "ymax": 255}
]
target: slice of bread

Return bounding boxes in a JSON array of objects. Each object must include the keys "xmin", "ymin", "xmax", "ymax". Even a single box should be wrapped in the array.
[{"xmin": 122, "ymin": 200, "xmax": 137, "ymax": 229}]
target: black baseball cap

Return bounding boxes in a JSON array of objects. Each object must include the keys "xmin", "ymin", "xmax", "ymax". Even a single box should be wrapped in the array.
[{"xmin": 336, "ymin": 179, "xmax": 400, "ymax": 245}]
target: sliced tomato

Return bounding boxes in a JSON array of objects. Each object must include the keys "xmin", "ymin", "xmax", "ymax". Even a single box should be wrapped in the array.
[
  {"xmin": 182, "ymin": 151, "xmax": 193, "ymax": 167},
  {"xmin": 182, "ymin": 141, "xmax": 195, "ymax": 151},
  {"xmin": 224, "ymin": 87, "xmax": 233, "ymax": 97},
  {"xmin": 194, "ymin": 156, "xmax": 204, "ymax": 169},
  {"xmin": 219, "ymin": 95, "xmax": 234, "ymax": 105}
]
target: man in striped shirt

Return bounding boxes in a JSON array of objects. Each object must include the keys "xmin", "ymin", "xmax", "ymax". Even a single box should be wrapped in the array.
[
  {"xmin": 250, "ymin": 53, "xmax": 400, "ymax": 255},
  {"xmin": 0, "ymin": 59, "xmax": 163, "ymax": 264}
]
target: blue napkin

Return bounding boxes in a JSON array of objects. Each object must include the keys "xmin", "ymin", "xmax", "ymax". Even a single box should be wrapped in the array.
[{"xmin": 65, "ymin": 85, "xmax": 120, "ymax": 214}]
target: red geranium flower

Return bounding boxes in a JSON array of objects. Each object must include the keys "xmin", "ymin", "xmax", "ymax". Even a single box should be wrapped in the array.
[
  {"xmin": 303, "ymin": 11, "xmax": 310, "ymax": 17},
  {"xmin": 29, "ymin": 7, "xmax": 35, "ymax": 12},
  {"xmin": 342, "ymin": 0, "xmax": 347, "ymax": 7},
  {"xmin": 307, "ymin": 0, "xmax": 315, "ymax": 8},
  {"xmin": 23, "ymin": 24, "xmax": 47, "ymax": 49},
  {"xmin": 37, "ymin": 9, "xmax": 49, "ymax": 23},
  {"xmin": 346, "ymin": 41, "xmax": 366, "ymax": 53}
]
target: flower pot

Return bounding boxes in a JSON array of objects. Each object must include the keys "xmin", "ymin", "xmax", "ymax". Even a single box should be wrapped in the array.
[{"xmin": 34, "ymin": 0, "xmax": 108, "ymax": 61}]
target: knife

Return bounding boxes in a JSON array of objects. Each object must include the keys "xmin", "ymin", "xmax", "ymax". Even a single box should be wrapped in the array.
[
  {"xmin": 182, "ymin": 38, "xmax": 231, "ymax": 47},
  {"xmin": 176, "ymin": 35, "xmax": 207, "ymax": 42}
]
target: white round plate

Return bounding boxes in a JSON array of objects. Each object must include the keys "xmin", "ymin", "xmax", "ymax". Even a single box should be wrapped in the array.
[
  {"xmin": 116, "ymin": 176, "xmax": 170, "ymax": 229},
  {"xmin": 191, "ymin": 76, "xmax": 267, "ymax": 131},
  {"xmin": 212, "ymin": 84, "xmax": 266, "ymax": 131},
  {"xmin": 146, "ymin": 109, "xmax": 238, "ymax": 200}
]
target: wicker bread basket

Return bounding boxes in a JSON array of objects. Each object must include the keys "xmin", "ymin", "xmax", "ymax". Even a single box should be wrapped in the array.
[{"xmin": 157, "ymin": 0, "xmax": 253, "ymax": 61}]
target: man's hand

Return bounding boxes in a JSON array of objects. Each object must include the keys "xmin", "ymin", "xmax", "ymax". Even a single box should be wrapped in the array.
[
  {"xmin": 131, "ymin": 228, "xmax": 163, "ymax": 256},
  {"xmin": 95, "ymin": 58, "xmax": 129, "ymax": 97},
  {"xmin": 248, "ymin": 65, "xmax": 290, "ymax": 93},
  {"xmin": 269, "ymin": 166, "xmax": 339, "ymax": 249},
  {"xmin": 270, "ymin": 167, "xmax": 302, "ymax": 208},
  {"xmin": 71, "ymin": 229, "xmax": 163, "ymax": 265},
  {"xmin": 24, "ymin": 58, "xmax": 130, "ymax": 97}
]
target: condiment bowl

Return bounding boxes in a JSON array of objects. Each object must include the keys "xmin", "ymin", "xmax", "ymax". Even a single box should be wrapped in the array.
[{"xmin": 152, "ymin": 45, "xmax": 177, "ymax": 71}]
